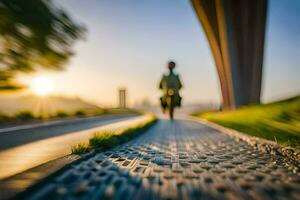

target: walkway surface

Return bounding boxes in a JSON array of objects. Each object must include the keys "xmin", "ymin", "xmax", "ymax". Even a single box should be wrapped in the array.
[
  {"xmin": 0, "ymin": 114, "xmax": 143, "ymax": 180},
  {"xmin": 21, "ymin": 119, "xmax": 300, "ymax": 200}
]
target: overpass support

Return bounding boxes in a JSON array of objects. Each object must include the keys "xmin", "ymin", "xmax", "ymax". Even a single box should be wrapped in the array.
[{"xmin": 191, "ymin": 0, "xmax": 267, "ymax": 109}]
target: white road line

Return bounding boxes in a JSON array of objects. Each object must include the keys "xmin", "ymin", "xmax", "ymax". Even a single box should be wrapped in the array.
[{"xmin": 0, "ymin": 115, "xmax": 121, "ymax": 134}]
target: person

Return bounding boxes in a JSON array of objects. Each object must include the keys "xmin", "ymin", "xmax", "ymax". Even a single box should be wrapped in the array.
[{"xmin": 159, "ymin": 61, "xmax": 183, "ymax": 113}]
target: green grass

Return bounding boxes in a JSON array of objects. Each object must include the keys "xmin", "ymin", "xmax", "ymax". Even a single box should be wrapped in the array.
[
  {"xmin": 71, "ymin": 115, "xmax": 157, "ymax": 154},
  {"xmin": 102, "ymin": 108, "xmax": 140, "ymax": 115},
  {"xmin": 55, "ymin": 111, "xmax": 70, "ymax": 118},
  {"xmin": 15, "ymin": 111, "xmax": 35, "ymax": 121},
  {"xmin": 70, "ymin": 143, "xmax": 91, "ymax": 154},
  {"xmin": 194, "ymin": 95, "xmax": 300, "ymax": 148},
  {"xmin": 75, "ymin": 110, "xmax": 86, "ymax": 117}
]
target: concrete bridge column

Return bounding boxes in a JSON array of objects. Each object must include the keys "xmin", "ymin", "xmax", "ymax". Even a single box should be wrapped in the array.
[{"xmin": 191, "ymin": 0, "xmax": 268, "ymax": 109}]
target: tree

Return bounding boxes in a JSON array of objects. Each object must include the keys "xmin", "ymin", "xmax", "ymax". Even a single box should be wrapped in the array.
[{"xmin": 0, "ymin": 0, "xmax": 85, "ymax": 90}]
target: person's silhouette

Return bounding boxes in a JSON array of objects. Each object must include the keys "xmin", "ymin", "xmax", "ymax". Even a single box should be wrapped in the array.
[{"xmin": 159, "ymin": 61, "xmax": 183, "ymax": 113}]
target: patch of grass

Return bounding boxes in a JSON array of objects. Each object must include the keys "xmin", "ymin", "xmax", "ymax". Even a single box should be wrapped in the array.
[
  {"xmin": 71, "ymin": 115, "xmax": 157, "ymax": 154},
  {"xmin": 71, "ymin": 142, "xmax": 90, "ymax": 154},
  {"xmin": 0, "ymin": 113, "xmax": 11, "ymax": 120},
  {"xmin": 102, "ymin": 108, "xmax": 140, "ymax": 115},
  {"xmin": 195, "ymin": 95, "xmax": 300, "ymax": 148},
  {"xmin": 55, "ymin": 111, "xmax": 69, "ymax": 118},
  {"xmin": 0, "ymin": 113, "xmax": 11, "ymax": 124},
  {"xmin": 75, "ymin": 110, "xmax": 86, "ymax": 117},
  {"xmin": 15, "ymin": 111, "xmax": 35, "ymax": 121}
]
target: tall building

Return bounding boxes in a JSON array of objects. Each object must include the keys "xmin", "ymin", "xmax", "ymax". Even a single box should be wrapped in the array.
[{"xmin": 118, "ymin": 88, "xmax": 127, "ymax": 108}]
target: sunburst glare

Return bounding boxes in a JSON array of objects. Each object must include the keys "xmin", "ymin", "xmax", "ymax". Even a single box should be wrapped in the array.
[{"xmin": 30, "ymin": 77, "xmax": 54, "ymax": 96}]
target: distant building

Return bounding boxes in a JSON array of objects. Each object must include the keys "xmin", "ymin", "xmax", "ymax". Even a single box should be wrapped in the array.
[{"xmin": 118, "ymin": 88, "xmax": 127, "ymax": 108}]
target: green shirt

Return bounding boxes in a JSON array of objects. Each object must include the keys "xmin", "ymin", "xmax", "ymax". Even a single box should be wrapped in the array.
[{"xmin": 159, "ymin": 72, "xmax": 182, "ymax": 93}]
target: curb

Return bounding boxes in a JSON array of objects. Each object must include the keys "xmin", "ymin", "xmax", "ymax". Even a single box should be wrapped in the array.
[
  {"xmin": 189, "ymin": 116, "xmax": 300, "ymax": 164},
  {"xmin": 8, "ymin": 115, "xmax": 158, "ymax": 200}
]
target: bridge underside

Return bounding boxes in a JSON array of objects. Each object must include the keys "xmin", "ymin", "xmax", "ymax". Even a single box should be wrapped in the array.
[{"xmin": 191, "ymin": 0, "xmax": 267, "ymax": 109}]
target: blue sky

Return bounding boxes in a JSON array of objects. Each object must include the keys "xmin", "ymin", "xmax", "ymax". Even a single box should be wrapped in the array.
[
  {"xmin": 20, "ymin": 0, "xmax": 300, "ymax": 106},
  {"xmin": 263, "ymin": 0, "xmax": 300, "ymax": 101}
]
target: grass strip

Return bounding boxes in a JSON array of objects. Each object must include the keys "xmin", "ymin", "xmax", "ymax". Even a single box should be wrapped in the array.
[
  {"xmin": 71, "ymin": 115, "xmax": 157, "ymax": 154},
  {"xmin": 194, "ymin": 95, "xmax": 300, "ymax": 148}
]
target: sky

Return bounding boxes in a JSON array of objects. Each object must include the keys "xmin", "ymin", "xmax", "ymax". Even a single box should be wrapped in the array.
[{"xmin": 18, "ymin": 0, "xmax": 300, "ymax": 107}]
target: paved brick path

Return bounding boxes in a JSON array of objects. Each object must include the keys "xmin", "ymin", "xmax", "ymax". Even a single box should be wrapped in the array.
[{"xmin": 26, "ymin": 119, "xmax": 300, "ymax": 200}]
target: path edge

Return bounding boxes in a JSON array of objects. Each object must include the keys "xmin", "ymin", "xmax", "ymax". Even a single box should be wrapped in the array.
[
  {"xmin": 188, "ymin": 116, "xmax": 300, "ymax": 163},
  {"xmin": 6, "ymin": 115, "xmax": 158, "ymax": 200}
]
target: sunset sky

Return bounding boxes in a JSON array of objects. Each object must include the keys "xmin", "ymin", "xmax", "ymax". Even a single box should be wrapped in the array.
[{"xmin": 18, "ymin": 0, "xmax": 300, "ymax": 107}]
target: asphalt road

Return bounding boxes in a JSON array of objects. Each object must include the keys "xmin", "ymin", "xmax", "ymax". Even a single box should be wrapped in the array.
[
  {"xmin": 0, "ymin": 114, "xmax": 137, "ymax": 151},
  {"xmin": 0, "ymin": 114, "xmax": 150, "ymax": 180}
]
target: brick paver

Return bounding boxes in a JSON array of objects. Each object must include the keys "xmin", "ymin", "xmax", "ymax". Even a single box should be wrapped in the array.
[{"xmin": 26, "ymin": 119, "xmax": 300, "ymax": 200}]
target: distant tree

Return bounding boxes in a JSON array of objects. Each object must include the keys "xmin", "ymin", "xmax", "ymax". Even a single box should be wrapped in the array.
[
  {"xmin": 15, "ymin": 111, "xmax": 35, "ymax": 121},
  {"xmin": 55, "ymin": 111, "xmax": 69, "ymax": 118},
  {"xmin": 0, "ymin": 0, "xmax": 85, "ymax": 90},
  {"xmin": 75, "ymin": 110, "xmax": 86, "ymax": 116}
]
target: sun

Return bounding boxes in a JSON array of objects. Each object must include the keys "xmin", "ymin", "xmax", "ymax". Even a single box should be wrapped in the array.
[{"xmin": 30, "ymin": 77, "xmax": 54, "ymax": 96}]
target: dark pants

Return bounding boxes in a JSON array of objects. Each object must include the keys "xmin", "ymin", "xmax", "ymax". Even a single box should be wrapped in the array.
[{"xmin": 160, "ymin": 94, "xmax": 182, "ymax": 109}]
